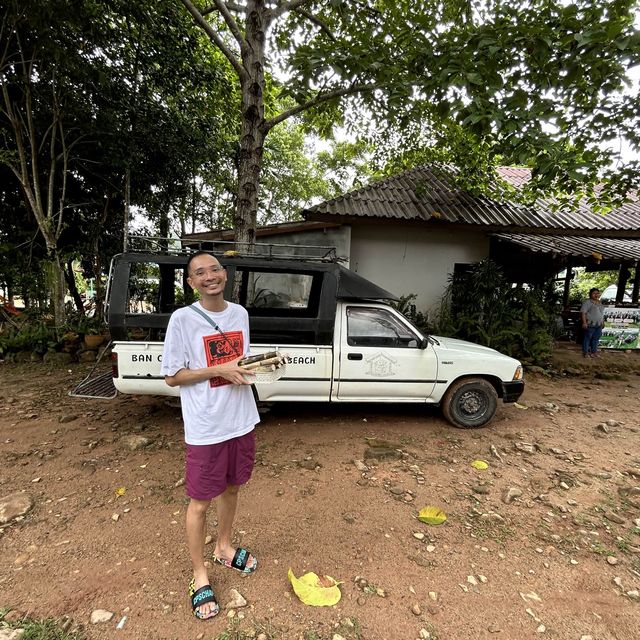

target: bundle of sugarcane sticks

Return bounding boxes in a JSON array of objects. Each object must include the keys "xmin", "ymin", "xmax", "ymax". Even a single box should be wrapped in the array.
[{"xmin": 238, "ymin": 350, "xmax": 287, "ymax": 373}]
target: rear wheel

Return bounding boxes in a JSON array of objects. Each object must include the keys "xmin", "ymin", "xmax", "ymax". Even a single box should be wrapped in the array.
[{"xmin": 442, "ymin": 377, "xmax": 498, "ymax": 429}]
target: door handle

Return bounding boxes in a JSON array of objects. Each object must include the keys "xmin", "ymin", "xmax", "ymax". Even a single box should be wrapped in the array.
[{"xmin": 347, "ymin": 353, "xmax": 363, "ymax": 360}]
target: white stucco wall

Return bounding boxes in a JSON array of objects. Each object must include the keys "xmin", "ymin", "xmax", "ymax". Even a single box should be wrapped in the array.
[{"xmin": 348, "ymin": 224, "xmax": 489, "ymax": 318}]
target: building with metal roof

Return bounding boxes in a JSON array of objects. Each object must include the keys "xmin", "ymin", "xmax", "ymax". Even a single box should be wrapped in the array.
[
  {"xmin": 298, "ymin": 165, "xmax": 640, "ymax": 309},
  {"xmin": 185, "ymin": 165, "xmax": 640, "ymax": 313},
  {"xmin": 302, "ymin": 165, "xmax": 640, "ymax": 237}
]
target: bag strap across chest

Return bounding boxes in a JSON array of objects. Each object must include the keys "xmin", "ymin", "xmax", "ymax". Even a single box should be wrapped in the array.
[{"xmin": 188, "ymin": 304, "xmax": 241, "ymax": 357}]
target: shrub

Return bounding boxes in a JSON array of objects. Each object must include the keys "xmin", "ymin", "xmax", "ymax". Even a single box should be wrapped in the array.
[
  {"xmin": 391, "ymin": 293, "xmax": 430, "ymax": 333},
  {"xmin": 434, "ymin": 259, "xmax": 557, "ymax": 364}
]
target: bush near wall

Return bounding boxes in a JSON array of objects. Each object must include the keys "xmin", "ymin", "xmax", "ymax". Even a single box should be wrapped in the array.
[{"xmin": 434, "ymin": 259, "xmax": 557, "ymax": 364}]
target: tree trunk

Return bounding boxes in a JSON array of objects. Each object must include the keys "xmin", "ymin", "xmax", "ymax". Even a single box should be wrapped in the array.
[
  {"xmin": 159, "ymin": 203, "xmax": 170, "ymax": 252},
  {"xmin": 124, "ymin": 167, "xmax": 131, "ymax": 252},
  {"xmin": 92, "ymin": 195, "xmax": 110, "ymax": 320},
  {"xmin": 45, "ymin": 252, "xmax": 67, "ymax": 328},
  {"xmin": 234, "ymin": 1, "xmax": 269, "ymax": 253},
  {"xmin": 94, "ymin": 252, "xmax": 105, "ymax": 320},
  {"xmin": 64, "ymin": 258, "xmax": 85, "ymax": 315}
]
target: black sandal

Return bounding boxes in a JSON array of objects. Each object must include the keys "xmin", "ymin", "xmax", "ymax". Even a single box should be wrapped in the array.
[
  {"xmin": 188, "ymin": 578, "xmax": 219, "ymax": 620},
  {"xmin": 212, "ymin": 547, "xmax": 258, "ymax": 574}
]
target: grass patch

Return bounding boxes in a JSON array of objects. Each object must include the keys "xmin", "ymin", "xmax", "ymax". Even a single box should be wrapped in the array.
[
  {"xmin": 614, "ymin": 535, "xmax": 639, "ymax": 554},
  {"xmin": 301, "ymin": 617, "xmax": 361, "ymax": 640},
  {"xmin": 590, "ymin": 540, "xmax": 614, "ymax": 556},
  {"xmin": 418, "ymin": 624, "xmax": 440, "ymax": 640},
  {"xmin": 467, "ymin": 516, "xmax": 515, "ymax": 544},
  {"xmin": 0, "ymin": 614, "xmax": 85, "ymax": 640},
  {"xmin": 572, "ymin": 512, "xmax": 597, "ymax": 527},
  {"xmin": 531, "ymin": 526, "xmax": 582, "ymax": 553},
  {"xmin": 214, "ymin": 617, "xmax": 278, "ymax": 640}
]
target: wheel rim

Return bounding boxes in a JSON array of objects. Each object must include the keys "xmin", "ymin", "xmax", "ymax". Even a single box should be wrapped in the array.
[{"xmin": 457, "ymin": 389, "xmax": 488, "ymax": 418}]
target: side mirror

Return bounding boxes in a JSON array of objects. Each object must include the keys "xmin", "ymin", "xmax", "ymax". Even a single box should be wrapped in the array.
[{"xmin": 420, "ymin": 337, "xmax": 429, "ymax": 350}]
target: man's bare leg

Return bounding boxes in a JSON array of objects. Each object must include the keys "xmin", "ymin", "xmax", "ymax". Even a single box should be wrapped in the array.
[
  {"xmin": 186, "ymin": 498, "xmax": 217, "ymax": 617},
  {"xmin": 213, "ymin": 485, "xmax": 256, "ymax": 570}
]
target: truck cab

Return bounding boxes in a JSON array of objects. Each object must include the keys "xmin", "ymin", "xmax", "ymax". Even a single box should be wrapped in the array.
[{"xmin": 104, "ymin": 243, "xmax": 524, "ymax": 428}]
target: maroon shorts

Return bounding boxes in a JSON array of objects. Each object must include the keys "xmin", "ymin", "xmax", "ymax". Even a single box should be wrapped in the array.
[{"xmin": 185, "ymin": 430, "xmax": 256, "ymax": 501}]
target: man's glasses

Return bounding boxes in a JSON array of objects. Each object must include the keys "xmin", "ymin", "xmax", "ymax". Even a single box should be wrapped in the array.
[{"xmin": 192, "ymin": 266, "xmax": 225, "ymax": 278}]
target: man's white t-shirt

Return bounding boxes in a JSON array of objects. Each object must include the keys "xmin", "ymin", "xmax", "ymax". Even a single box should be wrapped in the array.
[{"xmin": 160, "ymin": 301, "xmax": 259, "ymax": 445}]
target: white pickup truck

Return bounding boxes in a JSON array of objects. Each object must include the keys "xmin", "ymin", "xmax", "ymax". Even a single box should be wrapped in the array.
[{"xmin": 104, "ymin": 248, "xmax": 523, "ymax": 428}]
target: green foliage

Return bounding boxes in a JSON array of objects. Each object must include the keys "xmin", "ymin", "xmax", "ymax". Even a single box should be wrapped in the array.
[
  {"xmin": 343, "ymin": 1, "xmax": 640, "ymax": 205},
  {"xmin": 0, "ymin": 308, "xmax": 108, "ymax": 356},
  {"xmin": 0, "ymin": 319, "xmax": 58, "ymax": 356},
  {"xmin": 0, "ymin": 613, "xmax": 84, "ymax": 640},
  {"xmin": 187, "ymin": 118, "xmax": 374, "ymax": 231},
  {"xmin": 182, "ymin": 0, "xmax": 640, "ymax": 255},
  {"xmin": 211, "ymin": 617, "xmax": 277, "ymax": 640},
  {"xmin": 391, "ymin": 293, "xmax": 430, "ymax": 333},
  {"xmin": 0, "ymin": 0, "xmax": 238, "ymax": 317},
  {"xmin": 568, "ymin": 267, "xmax": 631, "ymax": 304},
  {"xmin": 435, "ymin": 259, "xmax": 557, "ymax": 363},
  {"xmin": 260, "ymin": 122, "xmax": 343, "ymax": 224},
  {"xmin": 75, "ymin": 314, "xmax": 107, "ymax": 336}
]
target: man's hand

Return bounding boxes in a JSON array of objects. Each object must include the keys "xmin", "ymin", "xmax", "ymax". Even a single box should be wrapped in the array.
[{"xmin": 214, "ymin": 357, "xmax": 255, "ymax": 385}]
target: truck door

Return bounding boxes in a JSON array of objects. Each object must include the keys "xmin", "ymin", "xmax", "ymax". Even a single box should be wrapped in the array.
[{"xmin": 336, "ymin": 305, "xmax": 437, "ymax": 401}]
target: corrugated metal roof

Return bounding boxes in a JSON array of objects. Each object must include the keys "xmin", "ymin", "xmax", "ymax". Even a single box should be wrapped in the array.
[
  {"xmin": 302, "ymin": 165, "xmax": 640, "ymax": 234},
  {"xmin": 493, "ymin": 233, "xmax": 640, "ymax": 261}
]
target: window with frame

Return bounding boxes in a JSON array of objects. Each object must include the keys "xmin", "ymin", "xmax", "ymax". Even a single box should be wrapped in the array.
[
  {"xmin": 238, "ymin": 270, "xmax": 318, "ymax": 315},
  {"xmin": 347, "ymin": 307, "xmax": 421, "ymax": 348},
  {"xmin": 127, "ymin": 262, "xmax": 191, "ymax": 314}
]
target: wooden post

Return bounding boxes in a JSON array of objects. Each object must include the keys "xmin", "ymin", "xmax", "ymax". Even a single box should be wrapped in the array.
[
  {"xmin": 632, "ymin": 260, "xmax": 640, "ymax": 304},
  {"xmin": 562, "ymin": 261, "xmax": 573, "ymax": 308},
  {"xmin": 616, "ymin": 263, "xmax": 630, "ymax": 304}
]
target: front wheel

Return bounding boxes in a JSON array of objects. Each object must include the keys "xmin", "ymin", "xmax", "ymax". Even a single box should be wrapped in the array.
[{"xmin": 442, "ymin": 378, "xmax": 498, "ymax": 429}]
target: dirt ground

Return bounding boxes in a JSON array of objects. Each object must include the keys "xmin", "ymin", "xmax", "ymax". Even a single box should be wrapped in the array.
[{"xmin": 1, "ymin": 342, "xmax": 640, "ymax": 640}]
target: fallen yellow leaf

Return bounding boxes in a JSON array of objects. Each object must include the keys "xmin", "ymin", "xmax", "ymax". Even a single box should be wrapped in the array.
[
  {"xmin": 288, "ymin": 568, "xmax": 342, "ymax": 606},
  {"xmin": 115, "ymin": 487, "xmax": 126, "ymax": 497},
  {"xmin": 417, "ymin": 506, "xmax": 447, "ymax": 525},
  {"xmin": 471, "ymin": 460, "xmax": 489, "ymax": 470}
]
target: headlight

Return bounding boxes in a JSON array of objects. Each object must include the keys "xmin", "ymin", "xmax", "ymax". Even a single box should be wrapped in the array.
[{"xmin": 512, "ymin": 365, "xmax": 524, "ymax": 381}]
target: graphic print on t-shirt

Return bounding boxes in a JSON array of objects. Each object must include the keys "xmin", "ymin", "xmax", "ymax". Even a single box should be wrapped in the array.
[{"xmin": 203, "ymin": 331, "xmax": 243, "ymax": 387}]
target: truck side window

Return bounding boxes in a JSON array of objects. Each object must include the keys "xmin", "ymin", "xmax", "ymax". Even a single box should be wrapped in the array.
[
  {"xmin": 347, "ymin": 307, "xmax": 420, "ymax": 348},
  {"xmin": 127, "ymin": 262, "xmax": 188, "ymax": 314},
  {"xmin": 128, "ymin": 263, "xmax": 160, "ymax": 313},
  {"xmin": 243, "ymin": 271, "xmax": 314, "ymax": 311}
]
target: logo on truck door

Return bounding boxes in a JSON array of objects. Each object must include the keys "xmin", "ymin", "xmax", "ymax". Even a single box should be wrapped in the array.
[{"xmin": 365, "ymin": 352, "xmax": 397, "ymax": 377}]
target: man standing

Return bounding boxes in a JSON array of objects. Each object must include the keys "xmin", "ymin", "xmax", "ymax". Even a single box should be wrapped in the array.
[
  {"xmin": 580, "ymin": 287, "xmax": 605, "ymax": 358},
  {"xmin": 161, "ymin": 251, "xmax": 259, "ymax": 620}
]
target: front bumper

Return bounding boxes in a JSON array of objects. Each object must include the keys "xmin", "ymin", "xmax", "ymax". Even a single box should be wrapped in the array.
[{"xmin": 502, "ymin": 380, "xmax": 525, "ymax": 403}]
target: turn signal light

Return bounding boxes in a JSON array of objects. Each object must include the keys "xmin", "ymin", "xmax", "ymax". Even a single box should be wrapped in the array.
[{"xmin": 111, "ymin": 352, "xmax": 119, "ymax": 379}]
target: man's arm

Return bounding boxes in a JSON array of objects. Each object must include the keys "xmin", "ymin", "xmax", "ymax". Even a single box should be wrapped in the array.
[
  {"xmin": 580, "ymin": 301, "xmax": 589, "ymax": 328},
  {"xmin": 165, "ymin": 356, "xmax": 254, "ymax": 387}
]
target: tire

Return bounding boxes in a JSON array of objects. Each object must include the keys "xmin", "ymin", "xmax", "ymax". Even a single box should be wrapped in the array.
[{"xmin": 442, "ymin": 377, "xmax": 498, "ymax": 429}]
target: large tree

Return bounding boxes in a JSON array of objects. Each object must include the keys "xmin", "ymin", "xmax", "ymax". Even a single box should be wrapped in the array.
[
  {"xmin": 181, "ymin": 0, "xmax": 640, "ymax": 246},
  {"xmin": 173, "ymin": 119, "xmax": 369, "ymax": 235},
  {"xmin": 0, "ymin": 0, "xmax": 236, "ymax": 325}
]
